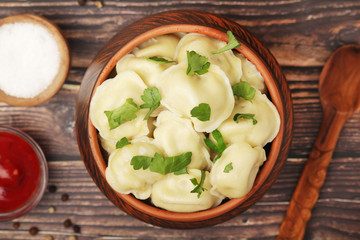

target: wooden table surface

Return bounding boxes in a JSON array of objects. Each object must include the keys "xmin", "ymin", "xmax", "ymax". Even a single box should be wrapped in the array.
[{"xmin": 0, "ymin": 1, "xmax": 359, "ymax": 239}]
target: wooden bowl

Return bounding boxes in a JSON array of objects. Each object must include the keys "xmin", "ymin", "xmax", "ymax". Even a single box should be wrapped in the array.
[
  {"xmin": 76, "ymin": 9, "xmax": 293, "ymax": 229},
  {"xmin": 0, "ymin": 14, "xmax": 70, "ymax": 107}
]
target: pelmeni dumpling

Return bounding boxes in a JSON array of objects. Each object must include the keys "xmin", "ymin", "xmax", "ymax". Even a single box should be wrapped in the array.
[
  {"xmin": 151, "ymin": 169, "xmax": 222, "ymax": 212},
  {"xmin": 153, "ymin": 111, "xmax": 212, "ymax": 170},
  {"xmin": 216, "ymin": 89, "xmax": 280, "ymax": 147},
  {"xmin": 133, "ymin": 34, "xmax": 180, "ymax": 59},
  {"xmin": 99, "ymin": 136, "xmax": 117, "ymax": 154},
  {"xmin": 175, "ymin": 33, "xmax": 242, "ymax": 85},
  {"xmin": 236, "ymin": 53, "xmax": 266, "ymax": 92},
  {"xmin": 158, "ymin": 61, "xmax": 234, "ymax": 133},
  {"xmin": 105, "ymin": 141, "xmax": 164, "ymax": 200},
  {"xmin": 90, "ymin": 70, "xmax": 149, "ymax": 141},
  {"xmin": 116, "ymin": 54, "xmax": 173, "ymax": 87},
  {"xmin": 210, "ymin": 142, "xmax": 266, "ymax": 198}
]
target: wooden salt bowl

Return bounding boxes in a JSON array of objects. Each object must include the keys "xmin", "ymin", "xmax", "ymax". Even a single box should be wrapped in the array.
[{"xmin": 0, "ymin": 14, "xmax": 70, "ymax": 107}]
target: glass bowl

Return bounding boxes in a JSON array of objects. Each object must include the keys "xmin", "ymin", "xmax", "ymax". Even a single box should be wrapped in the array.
[{"xmin": 0, "ymin": 126, "xmax": 48, "ymax": 221}]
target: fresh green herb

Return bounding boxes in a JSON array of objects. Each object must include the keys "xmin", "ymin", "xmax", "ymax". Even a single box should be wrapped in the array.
[
  {"xmin": 212, "ymin": 30, "xmax": 241, "ymax": 54},
  {"xmin": 104, "ymin": 98, "xmax": 140, "ymax": 130},
  {"xmin": 190, "ymin": 170, "xmax": 207, "ymax": 198},
  {"xmin": 130, "ymin": 152, "xmax": 192, "ymax": 175},
  {"xmin": 150, "ymin": 152, "xmax": 191, "ymax": 175},
  {"xmin": 130, "ymin": 156, "xmax": 152, "ymax": 170},
  {"xmin": 140, "ymin": 87, "xmax": 161, "ymax": 120},
  {"xmin": 186, "ymin": 50, "xmax": 211, "ymax": 75},
  {"xmin": 174, "ymin": 167, "xmax": 189, "ymax": 175},
  {"xmin": 190, "ymin": 103, "xmax": 211, "ymax": 121},
  {"xmin": 144, "ymin": 56, "xmax": 176, "ymax": 64},
  {"xmin": 116, "ymin": 137, "xmax": 131, "ymax": 149},
  {"xmin": 233, "ymin": 113, "xmax": 258, "ymax": 125},
  {"xmin": 204, "ymin": 129, "xmax": 227, "ymax": 162},
  {"xmin": 224, "ymin": 162, "xmax": 233, "ymax": 173},
  {"xmin": 232, "ymin": 81, "xmax": 255, "ymax": 102}
]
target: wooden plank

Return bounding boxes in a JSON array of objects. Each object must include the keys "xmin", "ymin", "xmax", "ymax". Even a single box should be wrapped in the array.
[
  {"xmin": 0, "ymin": 1, "xmax": 358, "ymax": 238},
  {"xmin": 0, "ymin": 85, "xmax": 80, "ymax": 161},
  {"xmin": 0, "ymin": 159, "xmax": 358, "ymax": 239},
  {"xmin": 0, "ymin": 1, "xmax": 358, "ymax": 68}
]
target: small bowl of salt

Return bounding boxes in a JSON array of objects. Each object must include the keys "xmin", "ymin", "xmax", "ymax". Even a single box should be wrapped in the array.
[{"xmin": 0, "ymin": 14, "xmax": 70, "ymax": 106}]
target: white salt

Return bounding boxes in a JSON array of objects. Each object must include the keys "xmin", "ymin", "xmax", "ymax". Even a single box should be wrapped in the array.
[{"xmin": 0, "ymin": 22, "xmax": 60, "ymax": 98}]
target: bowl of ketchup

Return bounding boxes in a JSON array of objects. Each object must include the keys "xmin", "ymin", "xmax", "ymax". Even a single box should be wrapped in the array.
[{"xmin": 0, "ymin": 126, "xmax": 48, "ymax": 221}]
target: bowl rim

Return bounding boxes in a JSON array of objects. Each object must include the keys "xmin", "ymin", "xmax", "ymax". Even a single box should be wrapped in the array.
[{"xmin": 76, "ymin": 9, "xmax": 293, "ymax": 228}]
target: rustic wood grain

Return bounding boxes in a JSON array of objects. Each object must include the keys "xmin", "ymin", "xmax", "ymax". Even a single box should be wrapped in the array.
[
  {"xmin": 0, "ymin": 160, "xmax": 358, "ymax": 239},
  {"xmin": 0, "ymin": 0, "xmax": 359, "ymax": 238}
]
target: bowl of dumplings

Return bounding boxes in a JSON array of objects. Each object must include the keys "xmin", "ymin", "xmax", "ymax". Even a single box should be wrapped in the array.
[{"xmin": 76, "ymin": 9, "xmax": 293, "ymax": 229}]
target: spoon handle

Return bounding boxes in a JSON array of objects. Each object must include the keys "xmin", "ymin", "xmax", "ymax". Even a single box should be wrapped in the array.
[{"xmin": 277, "ymin": 107, "xmax": 349, "ymax": 240}]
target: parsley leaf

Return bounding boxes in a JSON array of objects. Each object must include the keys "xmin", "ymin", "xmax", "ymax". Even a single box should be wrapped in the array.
[
  {"xmin": 186, "ymin": 50, "xmax": 211, "ymax": 75},
  {"xmin": 130, "ymin": 156, "xmax": 152, "ymax": 170},
  {"xmin": 130, "ymin": 152, "xmax": 192, "ymax": 175},
  {"xmin": 204, "ymin": 129, "xmax": 227, "ymax": 162},
  {"xmin": 174, "ymin": 167, "xmax": 189, "ymax": 175},
  {"xmin": 150, "ymin": 152, "xmax": 192, "ymax": 175},
  {"xmin": 190, "ymin": 103, "xmax": 211, "ymax": 121},
  {"xmin": 104, "ymin": 98, "xmax": 140, "ymax": 130},
  {"xmin": 233, "ymin": 113, "xmax": 258, "ymax": 125},
  {"xmin": 190, "ymin": 170, "xmax": 207, "ymax": 198},
  {"xmin": 224, "ymin": 162, "xmax": 233, "ymax": 173},
  {"xmin": 116, "ymin": 137, "xmax": 131, "ymax": 149},
  {"xmin": 144, "ymin": 56, "xmax": 175, "ymax": 64},
  {"xmin": 212, "ymin": 30, "xmax": 241, "ymax": 54},
  {"xmin": 140, "ymin": 87, "xmax": 161, "ymax": 120},
  {"xmin": 232, "ymin": 81, "xmax": 255, "ymax": 102}
]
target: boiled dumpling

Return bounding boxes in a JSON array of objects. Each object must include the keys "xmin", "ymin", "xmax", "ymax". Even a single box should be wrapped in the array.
[
  {"xmin": 105, "ymin": 141, "xmax": 164, "ymax": 200},
  {"xmin": 158, "ymin": 60, "xmax": 234, "ymax": 133},
  {"xmin": 210, "ymin": 142, "xmax": 266, "ymax": 198},
  {"xmin": 99, "ymin": 136, "xmax": 117, "ymax": 154},
  {"xmin": 175, "ymin": 33, "xmax": 242, "ymax": 85},
  {"xmin": 151, "ymin": 169, "xmax": 222, "ymax": 212},
  {"xmin": 133, "ymin": 34, "xmax": 180, "ymax": 59},
  {"xmin": 153, "ymin": 111, "xmax": 212, "ymax": 170},
  {"xmin": 236, "ymin": 53, "xmax": 265, "ymax": 92},
  {"xmin": 116, "ymin": 54, "xmax": 173, "ymax": 87},
  {"xmin": 90, "ymin": 70, "xmax": 150, "ymax": 142},
  {"xmin": 216, "ymin": 89, "xmax": 280, "ymax": 147}
]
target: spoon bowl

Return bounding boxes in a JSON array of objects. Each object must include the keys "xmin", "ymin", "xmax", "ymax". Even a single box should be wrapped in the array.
[
  {"xmin": 0, "ymin": 14, "xmax": 70, "ymax": 107},
  {"xmin": 319, "ymin": 45, "xmax": 360, "ymax": 114}
]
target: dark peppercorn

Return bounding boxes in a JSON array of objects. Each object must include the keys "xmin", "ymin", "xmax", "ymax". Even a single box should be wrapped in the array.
[
  {"xmin": 61, "ymin": 193, "xmax": 69, "ymax": 201},
  {"xmin": 29, "ymin": 226, "xmax": 38, "ymax": 235},
  {"xmin": 48, "ymin": 185, "xmax": 57, "ymax": 193},
  {"xmin": 73, "ymin": 225, "xmax": 81, "ymax": 233},
  {"xmin": 12, "ymin": 222, "xmax": 20, "ymax": 229},
  {"xmin": 63, "ymin": 219, "xmax": 72, "ymax": 228},
  {"xmin": 77, "ymin": 0, "xmax": 86, "ymax": 5}
]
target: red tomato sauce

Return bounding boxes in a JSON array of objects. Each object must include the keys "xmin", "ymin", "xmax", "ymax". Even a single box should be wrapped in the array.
[{"xmin": 0, "ymin": 131, "xmax": 40, "ymax": 213}]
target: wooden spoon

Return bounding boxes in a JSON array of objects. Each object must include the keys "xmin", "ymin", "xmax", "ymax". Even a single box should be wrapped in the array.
[
  {"xmin": 277, "ymin": 45, "xmax": 360, "ymax": 240},
  {"xmin": 0, "ymin": 14, "xmax": 70, "ymax": 107}
]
